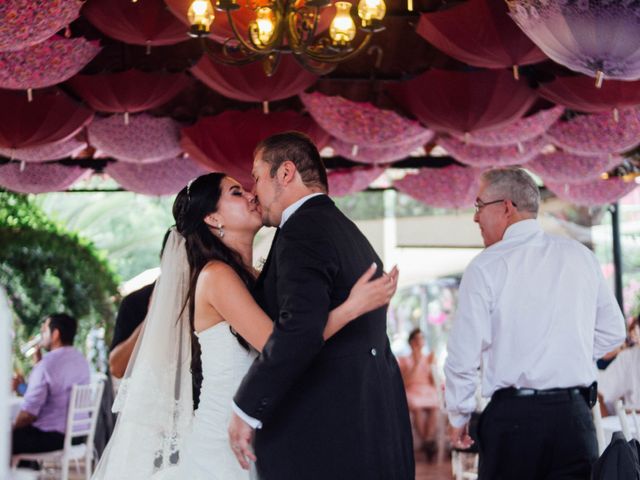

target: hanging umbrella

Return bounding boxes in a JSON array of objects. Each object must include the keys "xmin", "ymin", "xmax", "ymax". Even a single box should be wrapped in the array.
[
  {"xmin": 83, "ymin": 0, "xmax": 188, "ymax": 47},
  {"xmin": 106, "ymin": 155, "xmax": 209, "ymax": 196},
  {"xmin": 538, "ymin": 76, "xmax": 640, "ymax": 114},
  {"xmin": 388, "ymin": 69, "xmax": 537, "ymax": 135},
  {"xmin": 394, "ymin": 165, "xmax": 481, "ymax": 209},
  {"xmin": 330, "ymin": 132, "xmax": 433, "ymax": 164},
  {"xmin": 417, "ymin": 0, "xmax": 546, "ymax": 77},
  {"xmin": 546, "ymin": 108, "xmax": 640, "ymax": 156},
  {"xmin": 0, "ymin": 36, "xmax": 101, "ymax": 93},
  {"xmin": 68, "ymin": 70, "xmax": 190, "ymax": 115},
  {"xmin": 328, "ymin": 166, "xmax": 385, "ymax": 197},
  {"xmin": 546, "ymin": 178, "xmax": 637, "ymax": 206},
  {"xmin": 0, "ymin": 137, "xmax": 86, "ymax": 162},
  {"xmin": 508, "ymin": 1, "xmax": 640, "ymax": 85},
  {"xmin": 0, "ymin": 162, "xmax": 88, "ymax": 193},
  {"xmin": 88, "ymin": 114, "xmax": 183, "ymax": 163},
  {"xmin": 451, "ymin": 106, "xmax": 563, "ymax": 147},
  {"xmin": 0, "ymin": 0, "xmax": 83, "ymax": 52},
  {"xmin": 527, "ymin": 151, "xmax": 623, "ymax": 185},
  {"xmin": 192, "ymin": 54, "xmax": 317, "ymax": 109},
  {"xmin": 0, "ymin": 89, "xmax": 93, "ymax": 149},
  {"xmin": 301, "ymin": 91, "xmax": 432, "ymax": 148},
  {"xmin": 181, "ymin": 109, "xmax": 329, "ymax": 189},
  {"xmin": 438, "ymin": 135, "xmax": 546, "ymax": 167}
]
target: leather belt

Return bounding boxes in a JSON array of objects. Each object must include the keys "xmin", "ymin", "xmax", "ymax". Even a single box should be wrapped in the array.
[{"xmin": 493, "ymin": 386, "xmax": 586, "ymax": 400}]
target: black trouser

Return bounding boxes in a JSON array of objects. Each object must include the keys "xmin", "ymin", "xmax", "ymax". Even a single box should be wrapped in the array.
[
  {"xmin": 12, "ymin": 425, "xmax": 65, "ymax": 454},
  {"xmin": 478, "ymin": 390, "xmax": 598, "ymax": 480}
]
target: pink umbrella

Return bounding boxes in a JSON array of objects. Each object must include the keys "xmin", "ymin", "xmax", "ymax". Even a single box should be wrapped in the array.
[
  {"xmin": 88, "ymin": 114, "xmax": 183, "ymax": 163},
  {"xmin": 181, "ymin": 109, "xmax": 329, "ymax": 189},
  {"xmin": 330, "ymin": 132, "xmax": 433, "ymax": 164},
  {"xmin": 417, "ymin": 0, "xmax": 546, "ymax": 75},
  {"xmin": 0, "ymin": 137, "xmax": 86, "ymax": 162},
  {"xmin": 0, "ymin": 1, "xmax": 83, "ymax": 52},
  {"xmin": 451, "ymin": 106, "xmax": 563, "ymax": 147},
  {"xmin": 83, "ymin": 0, "xmax": 188, "ymax": 47},
  {"xmin": 388, "ymin": 69, "xmax": 537, "ymax": 135},
  {"xmin": 67, "ymin": 70, "xmax": 190, "ymax": 115},
  {"xmin": 508, "ymin": 1, "xmax": 640, "ymax": 85},
  {"xmin": 527, "ymin": 151, "xmax": 623, "ymax": 185},
  {"xmin": 192, "ymin": 54, "xmax": 317, "ymax": 108},
  {"xmin": 538, "ymin": 76, "xmax": 640, "ymax": 114},
  {"xmin": 0, "ymin": 162, "xmax": 88, "ymax": 193},
  {"xmin": 328, "ymin": 166, "xmax": 385, "ymax": 197},
  {"xmin": 0, "ymin": 36, "xmax": 101, "ymax": 92},
  {"xmin": 438, "ymin": 135, "xmax": 546, "ymax": 167},
  {"xmin": 106, "ymin": 155, "xmax": 209, "ymax": 196},
  {"xmin": 394, "ymin": 165, "xmax": 481, "ymax": 209},
  {"xmin": 546, "ymin": 178, "xmax": 637, "ymax": 207},
  {"xmin": 0, "ymin": 89, "xmax": 93, "ymax": 149},
  {"xmin": 301, "ymin": 91, "xmax": 432, "ymax": 148},
  {"xmin": 546, "ymin": 108, "xmax": 640, "ymax": 156}
]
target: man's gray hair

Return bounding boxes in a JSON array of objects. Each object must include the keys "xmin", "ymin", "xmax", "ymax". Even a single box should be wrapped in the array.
[{"xmin": 481, "ymin": 168, "xmax": 540, "ymax": 216}]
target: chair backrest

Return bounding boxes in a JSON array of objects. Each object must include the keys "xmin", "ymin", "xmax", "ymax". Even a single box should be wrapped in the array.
[
  {"xmin": 615, "ymin": 399, "xmax": 640, "ymax": 441},
  {"xmin": 592, "ymin": 400, "xmax": 606, "ymax": 455},
  {"xmin": 63, "ymin": 380, "xmax": 105, "ymax": 450}
]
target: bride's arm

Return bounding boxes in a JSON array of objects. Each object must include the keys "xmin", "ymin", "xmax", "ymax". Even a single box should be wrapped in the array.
[{"xmin": 200, "ymin": 262, "xmax": 398, "ymax": 352}]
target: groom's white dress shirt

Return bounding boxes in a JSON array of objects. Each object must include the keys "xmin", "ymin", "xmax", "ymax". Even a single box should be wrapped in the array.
[
  {"xmin": 445, "ymin": 219, "xmax": 626, "ymax": 428},
  {"xmin": 232, "ymin": 192, "xmax": 325, "ymax": 429}
]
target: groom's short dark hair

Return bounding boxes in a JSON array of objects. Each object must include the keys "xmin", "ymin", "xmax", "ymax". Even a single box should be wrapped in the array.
[{"xmin": 255, "ymin": 131, "xmax": 328, "ymax": 192}]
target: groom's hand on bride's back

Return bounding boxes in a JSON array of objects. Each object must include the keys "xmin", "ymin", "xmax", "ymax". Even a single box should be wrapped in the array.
[
  {"xmin": 228, "ymin": 412, "xmax": 257, "ymax": 470},
  {"xmin": 346, "ymin": 263, "xmax": 399, "ymax": 318}
]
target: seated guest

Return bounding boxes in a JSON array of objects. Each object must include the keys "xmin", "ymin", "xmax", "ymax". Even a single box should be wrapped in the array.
[
  {"xmin": 398, "ymin": 328, "xmax": 440, "ymax": 460},
  {"xmin": 12, "ymin": 313, "xmax": 90, "ymax": 455}
]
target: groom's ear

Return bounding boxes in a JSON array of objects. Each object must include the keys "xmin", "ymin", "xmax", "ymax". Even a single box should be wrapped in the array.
[{"xmin": 279, "ymin": 161, "xmax": 297, "ymax": 186}]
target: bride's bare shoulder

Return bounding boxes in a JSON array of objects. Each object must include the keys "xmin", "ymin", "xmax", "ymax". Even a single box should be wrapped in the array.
[{"xmin": 198, "ymin": 260, "xmax": 244, "ymax": 287}]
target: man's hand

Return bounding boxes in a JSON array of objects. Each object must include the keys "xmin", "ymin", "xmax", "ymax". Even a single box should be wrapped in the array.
[
  {"xmin": 449, "ymin": 422, "xmax": 474, "ymax": 450},
  {"xmin": 228, "ymin": 412, "xmax": 257, "ymax": 470}
]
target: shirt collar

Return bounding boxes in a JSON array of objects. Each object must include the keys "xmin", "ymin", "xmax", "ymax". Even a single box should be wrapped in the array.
[
  {"xmin": 279, "ymin": 193, "xmax": 325, "ymax": 228},
  {"xmin": 502, "ymin": 218, "xmax": 541, "ymax": 241}
]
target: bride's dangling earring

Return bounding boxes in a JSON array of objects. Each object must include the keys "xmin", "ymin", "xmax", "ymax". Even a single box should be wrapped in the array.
[{"xmin": 217, "ymin": 223, "xmax": 224, "ymax": 238}]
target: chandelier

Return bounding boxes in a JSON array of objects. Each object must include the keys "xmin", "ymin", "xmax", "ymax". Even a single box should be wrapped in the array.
[{"xmin": 187, "ymin": 0, "xmax": 387, "ymax": 75}]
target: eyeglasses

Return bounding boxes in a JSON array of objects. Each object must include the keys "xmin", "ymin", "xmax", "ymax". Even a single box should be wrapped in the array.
[{"xmin": 473, "ymin": 198, "xmax": 517, "ymax": 213}]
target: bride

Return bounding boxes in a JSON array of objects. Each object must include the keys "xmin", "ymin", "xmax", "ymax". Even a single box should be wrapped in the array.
[{"xmin": 92, "ymin": 173, "xmax": 398, "ymax": 480}]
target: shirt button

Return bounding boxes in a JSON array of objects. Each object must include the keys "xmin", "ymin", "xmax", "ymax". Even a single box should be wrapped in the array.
[{"xmin": 370, "ymin": 348, "xmax": 377, "ymax": 356}]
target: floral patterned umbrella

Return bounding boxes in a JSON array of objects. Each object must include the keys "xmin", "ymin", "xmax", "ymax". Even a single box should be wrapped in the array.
[
  {"xmin": 417, "ymin": 0, "xmax": 546, "ymax": 75},
  {"xmin": 546, "ymin": 108, "xmax": 640, "ymax": 156},
  {"xmin": 301, "ymin": 91, "xmax": 432, "ymax": 149},
  {"xmin": 451, "ymin": 106, "xmax": 563, "ymax": 147},
  {"xmin": 0, "ymin": 137, "xmax": 86, "ymax": 162},
  {"xmin": 0, "ymin": 36, "xmax": 101, "ymax": 92},
  {"xmin": 328, "ymin": 166, "xmax": 385, "ymax": 197},
  {"xmin": 527, "ymin": 151, "xmax": 623, "ymax": 185},
  {"xmin": 181, "ymin": 109, "xmax": 329, "ymax": 189},
  {"xmin": 330, "ymin": 132, "xmax": 433, "ymax": 164},
  {"xmin": 0, "ymin": 89, "xmax": 93, "ymax": 149},
  {"xmin": 106, "ymin": 155, "xmax": 209, "ymax": 196},
  {"xmin": 0, "ymin": 162, "xmax": 88, "ymax": 193},
  {"xmin": 438, "ymin": 135, "xmax": 546, "ymax": 167},
  {"xmin": 546, "ymin": 178, "xmax": 637, "ymax": 207},
  {"xmin": 388, "ymin": 69, "xmax": 537, "ymax": 135},
  {"xmin": 83, "ymin": 0, "xmax": 188, "ymax": 47},
  {"xmin": 0, "ymin": 1, "xmax": 83, "ymax": 52},
  {"xmin": 68, "ymin": 70, "xmax": 190, "ymax": 115},
  {"xmin": 508, "ymin": 1, "xmax": 640, "ymax": 84},
  {"xmin": 538, "ymin": 76, "xmax": 640, "ymax": 114},
  {"xmin": 394, "ymin": 165, "xmax": 481, "ymax": 209},
  {"xmin": 88, "ymin": 114, "xmax": 183, "ymax": 163}
]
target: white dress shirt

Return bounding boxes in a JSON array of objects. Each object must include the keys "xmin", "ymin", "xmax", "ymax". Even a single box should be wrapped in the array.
[
  {"xmin": 445, "ymin": 219, "xmax": 626, "ymax": 428},
  {"xmin": 232, "ymin": 192, "xmax": 326, "ymax": 429},
  {"xmin": 599, "ymin": 346, "xmax": 640, "ymax": 408}
]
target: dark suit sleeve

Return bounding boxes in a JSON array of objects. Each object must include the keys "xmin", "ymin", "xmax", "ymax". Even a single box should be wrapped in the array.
[{"xmin": 234, "ymin": 219, "xmax": 338, "ymax": 423}]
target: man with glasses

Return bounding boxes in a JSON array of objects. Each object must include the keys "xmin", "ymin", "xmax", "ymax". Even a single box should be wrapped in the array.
[{"xmin": 445, "ymin": 167, "xmax": 626, "ymax": 479}]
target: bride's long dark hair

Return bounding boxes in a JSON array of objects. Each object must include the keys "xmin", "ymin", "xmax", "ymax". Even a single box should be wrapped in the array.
[{"xmin": 173, "ymin": 173, "xmax": 254, "ymax": 409}]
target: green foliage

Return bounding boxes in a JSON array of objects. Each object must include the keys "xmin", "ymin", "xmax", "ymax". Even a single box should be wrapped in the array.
[{"xmin": 0, "ymin": 191, "xmax": 119, "ymax": 338}]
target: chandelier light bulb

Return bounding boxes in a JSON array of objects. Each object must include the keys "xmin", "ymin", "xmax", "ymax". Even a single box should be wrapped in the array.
[
  {"xmin": 253, "ymin": 7, "xmax": 276, "ymax": 46},
  {"xmin": 358, "ymin": 0, "xmax": 386, "ymax": 27},
  {"xmin": 330, "ymin": 2, "xmax": 357, "ymax": 46},
  {"xmin": 188, "ymin": 0, "xmax": 216, "ymax": 37}
]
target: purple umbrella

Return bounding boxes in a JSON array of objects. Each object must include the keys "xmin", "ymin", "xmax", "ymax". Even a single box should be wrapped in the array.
[
  {"xmin": 0, "ymin": 162, "xmax": 87, "ymax": 193},
  {"xmin": 328, "ymin": 166, "xmax": 385, "ymax": 197},
  {"xmin": 527, "ymin": 151, "xmax": 623, "ymax": 185},
  {"xmin": 546, "ymin": 178, "xmax": 637, "ymax": 206},
  {"xmin": 330, "ymin": 132, "xmax": 433, "ymax": 165},
  {"xmin": 439, "ymin": 135, "xmax": 546, "ymax": 167},
  {"xmin": 0, "ymin": 137, "xmax": 86, "ymax": 162}
]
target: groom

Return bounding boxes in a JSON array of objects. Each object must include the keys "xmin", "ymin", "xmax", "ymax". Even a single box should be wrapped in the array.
[{"xmin": 229, "ymin": 132, "xmax": 414, "ymax": 479}]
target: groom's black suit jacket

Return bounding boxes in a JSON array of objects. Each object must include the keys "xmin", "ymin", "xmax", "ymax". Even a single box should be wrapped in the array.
[{"xmin": 234, "ymin": 195, "xmax": 414, "ymax": 479}]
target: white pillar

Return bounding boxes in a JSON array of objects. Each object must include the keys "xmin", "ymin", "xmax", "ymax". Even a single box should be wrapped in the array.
[
  {"xmin": 0, "ymin": 288, "xmax": 11, "ymax": 478},
  {"xmin": 382, "ymin": 189, "xmax": 398, "ymax": 269}
]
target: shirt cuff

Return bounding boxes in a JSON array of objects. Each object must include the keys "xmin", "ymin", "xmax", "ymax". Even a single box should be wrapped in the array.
[
  {"xmin": 232, "ymin": 402, "xmax": 263, "ymax": 430},
  {"xmin": 448, "ymin": 412, "xmax": 471, "ymax": 429}
]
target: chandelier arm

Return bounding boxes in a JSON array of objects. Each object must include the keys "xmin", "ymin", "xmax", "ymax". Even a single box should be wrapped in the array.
[
  {"xmin": 287, "ymin": 5, "xmax": 321, "ymax": 54},
  {"xmin": 292, "ymin": 54, "xmax": 338, "ymax": 75},
  {"xmin": 299, "ymin": 33, "xmax": 373, "ymax": 63},
  {"xmin": 225, "ymin": 9, "xmax": 263, "ymax": 54}
]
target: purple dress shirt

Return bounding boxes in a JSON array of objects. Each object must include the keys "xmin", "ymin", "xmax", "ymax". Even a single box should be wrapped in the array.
[{"xmin": 21, "ymin": 346, "xmax": 90, "ymax": 434}]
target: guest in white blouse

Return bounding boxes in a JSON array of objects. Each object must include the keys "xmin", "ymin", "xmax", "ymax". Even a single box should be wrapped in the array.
[{"xmin": 445, "ymin": 167, "xmax": 626, "ymax": 480}]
